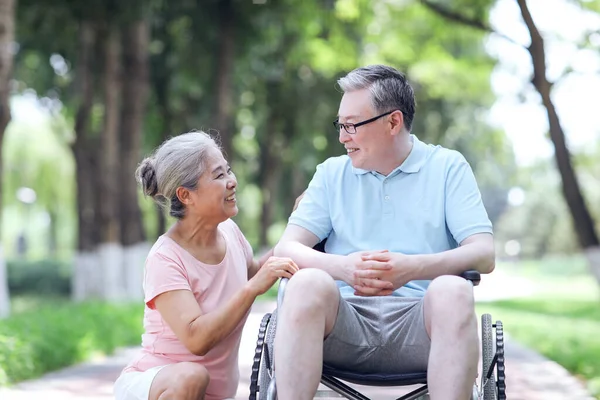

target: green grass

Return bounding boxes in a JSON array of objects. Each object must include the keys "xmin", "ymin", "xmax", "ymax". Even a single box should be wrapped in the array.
[
  {"xmin": 477, "ymin": 258, "xmax": 600, "ymax": 397},
  {"xmin": 0, "ymin": 297, "xmax": 144, "ymax": 386}
]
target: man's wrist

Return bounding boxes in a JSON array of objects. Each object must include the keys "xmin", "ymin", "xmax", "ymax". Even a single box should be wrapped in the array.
[
  {"xmin": 404, "ymin": 253, "xmax": 427, "ymax": 281},
  {"xmin": 334, "ymin": 254, "xmax": 352, "ymax": 283}
]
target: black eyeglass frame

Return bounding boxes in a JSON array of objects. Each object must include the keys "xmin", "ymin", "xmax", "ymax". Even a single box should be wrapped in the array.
[{"xmin": 333, "ymin": 110, "xmax": 400, "ymax": 134}]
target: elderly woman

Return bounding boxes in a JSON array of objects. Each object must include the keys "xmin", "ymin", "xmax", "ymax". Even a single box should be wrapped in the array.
[{"xmin": 113, "ymin": 131, "xmax": 298, "ymax": 400}]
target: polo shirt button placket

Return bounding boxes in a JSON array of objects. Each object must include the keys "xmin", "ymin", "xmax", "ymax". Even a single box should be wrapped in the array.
[{"xmin": 382, "ymin": 179, "xmax": 393, "ymax": 215}]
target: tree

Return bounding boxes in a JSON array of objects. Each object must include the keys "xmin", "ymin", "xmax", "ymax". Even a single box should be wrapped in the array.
[
  {"xmin": 0, "ymin": 0, "xmax": 16, "ymax": 318},
  {"xmin": 420, "ymin": 0, "xmax": 600, "ymax": 283},
  {"xmin": 514, "ymin": 0, "xmax": 600, "ymax": 281},
  {"xmin": 119, "ymin": 13, "xmax": 150, "ymax": 300},
  {"xmin": 13, "ymin": 0, "xmax": 152, "ymax": 301}
]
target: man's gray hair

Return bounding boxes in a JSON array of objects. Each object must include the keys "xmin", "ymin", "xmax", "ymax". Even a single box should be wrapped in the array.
[{"xmin": 337, "ymin": 65, "xmax": 416, "ymax": 132}]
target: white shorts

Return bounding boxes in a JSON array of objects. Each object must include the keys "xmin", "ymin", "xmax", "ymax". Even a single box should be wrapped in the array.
[{"xmin": 113, "ymin": 366, "xmax": 166, "ymax": 400}]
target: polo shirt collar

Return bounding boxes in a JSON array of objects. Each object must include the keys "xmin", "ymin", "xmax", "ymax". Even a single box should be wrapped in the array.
[{"xmin": 351, "ymin": 135, "xmax": 429, "ymax": 176}]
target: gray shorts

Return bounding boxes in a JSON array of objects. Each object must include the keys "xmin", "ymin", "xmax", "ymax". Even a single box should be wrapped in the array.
[{"xmin": 322, "ymin": 294, "xmax": 431, "ymax": 374}]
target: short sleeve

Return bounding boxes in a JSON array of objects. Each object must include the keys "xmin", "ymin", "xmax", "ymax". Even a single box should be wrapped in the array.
[
  {"xmin": 227, "ymin": 219, "xmax": 253, "ymax": 266},
  {"xmin": 445, "ymin": 155, "xmax": 493, "ymax": 244},
  {"xmin": 287, "ymin": 161, "xmax": 332, "ymax": 240},
  {"xmin": 143, "ymin": 253, "xmax": 192, "ymax": 309}
]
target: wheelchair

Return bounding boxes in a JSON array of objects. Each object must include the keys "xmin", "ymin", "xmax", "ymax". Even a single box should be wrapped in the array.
[{"xmin": 249, "ymin": 269, "xmax": 506, "ymax": 400}]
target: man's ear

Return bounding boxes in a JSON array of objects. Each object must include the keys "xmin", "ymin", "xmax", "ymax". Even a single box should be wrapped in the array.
[
  {"xmin": 389, "ymin": 110, "xmax": 405, "ymax": 135},
  {"xmin": 176, "ymin": 186, "xmax": 193, "ymax": 205}
]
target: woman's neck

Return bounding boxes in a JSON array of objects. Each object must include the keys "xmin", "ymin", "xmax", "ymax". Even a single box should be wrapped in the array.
[{"xmin": 168, "ymin": 217, "xmax": 221, "ymax": 249}]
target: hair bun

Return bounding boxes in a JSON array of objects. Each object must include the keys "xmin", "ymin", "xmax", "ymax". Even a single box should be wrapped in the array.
[{"xmin": 136, "ymin": 158, "xmax": 159, "ymax": 197}]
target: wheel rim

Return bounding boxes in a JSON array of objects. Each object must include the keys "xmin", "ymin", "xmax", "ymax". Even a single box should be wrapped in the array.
[
  {"xmin": 495, "ymin": 320, "xmax": 506, "ymax": 400},
  {"xmin": 249, "ymin": 313, "xmax": 271, "ymax": 400}
]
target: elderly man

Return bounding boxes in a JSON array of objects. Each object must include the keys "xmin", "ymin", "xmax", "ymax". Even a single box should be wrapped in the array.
[{"xmin": 273, "ymin": 64, "xmax": 495, "ymax": 400}]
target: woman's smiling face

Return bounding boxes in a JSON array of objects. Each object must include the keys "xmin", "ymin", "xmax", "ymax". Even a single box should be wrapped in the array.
[{"xmin": 183, "ymin": 146, "xmax": 239, "ymax": 221}]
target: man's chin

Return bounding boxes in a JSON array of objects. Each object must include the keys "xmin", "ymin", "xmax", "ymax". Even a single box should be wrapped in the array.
[{"xmin": 349, "ymin": 158, "xmax": 364, "ymax": 170}]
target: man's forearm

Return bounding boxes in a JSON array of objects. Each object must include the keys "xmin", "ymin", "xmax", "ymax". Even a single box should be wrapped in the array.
[
  {"xmin": 410, "ymin": 240, "xmax": 495, "ymax": 280},
  {"xmin": 274, "ymin": 241, "xmax": 348, "ymax": 281}
]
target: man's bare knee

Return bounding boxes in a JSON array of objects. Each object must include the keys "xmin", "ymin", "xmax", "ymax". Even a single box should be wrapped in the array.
[
  {"xmin": 427, "ymin": 275, "xmax": 474, "ymax": 308},
  {"xmin": 282, "ymin": 269, "xmax": 339, "ymax": 332},
  {"xmin": 285, "ymin": 269, "xmax": 338, "ymax": 304},
  {"xmin": 424, "ymin": 276, "xmax": 475, "ymax": 335}
]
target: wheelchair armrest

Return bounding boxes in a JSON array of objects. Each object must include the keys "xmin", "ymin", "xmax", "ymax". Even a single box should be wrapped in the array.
[{"xmin": 460, "ymin": 269, "xmax": 480, "ymax": 286}]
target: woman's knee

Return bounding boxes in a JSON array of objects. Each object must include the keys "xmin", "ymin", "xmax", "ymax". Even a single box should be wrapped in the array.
[{"xmin": 150, "ymin": 363, "xmax": 210, "ymax": 400}]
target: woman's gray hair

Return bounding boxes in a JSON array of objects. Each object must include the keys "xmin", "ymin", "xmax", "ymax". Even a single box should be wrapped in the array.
[
  {"xmin": 337, "ymin": 65, "xmax": 416, "ymax": 132},
  {"xmin": 135, "ymin": 131, "xmax": 221, "ymax": 219}
]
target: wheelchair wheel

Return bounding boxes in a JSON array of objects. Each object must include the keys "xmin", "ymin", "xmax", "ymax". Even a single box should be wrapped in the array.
[
  {"xmin": 250, "ymin": 313, "xmax": 271, "ymax": 400},
  {"xmin": 482, "ymin": 314, "xmax": 497, "ymax": 400},
  {"xmin": 249, "ymin": 312, "xmax": 278, "ymax": 400},
  {"xmin": 481, "ymin": 314, "xmax": 506, "ymax": 400},
  {"xmin": 495, "ymin": 320, "xmax": 506, "ymax": 400}
]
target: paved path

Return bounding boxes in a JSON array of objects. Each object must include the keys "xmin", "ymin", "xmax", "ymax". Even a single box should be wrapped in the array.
[{"xmin": 0, "ymin": 298, "xmax": 594, "ymax": 399}]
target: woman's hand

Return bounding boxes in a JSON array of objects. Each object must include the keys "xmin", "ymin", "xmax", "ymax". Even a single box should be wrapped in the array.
[{"xmin": 247, "ymin": 256, "xmax": 299, "ymax": 296}]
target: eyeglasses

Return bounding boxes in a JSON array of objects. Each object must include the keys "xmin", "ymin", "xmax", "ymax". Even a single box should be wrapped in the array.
[{"xmin": 333, "ymin": 110, "xmax": 398, "ymax": 135}]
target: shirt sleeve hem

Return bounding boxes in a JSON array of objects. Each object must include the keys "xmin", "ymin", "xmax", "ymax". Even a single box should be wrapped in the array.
[
  {"xmin": 287, "ymin": 220, "xmax": 328, "ymax": 241},
  {"xmin": 454, "ymin": 226, "xmax": 494, "ymax": 245},
  {"xmin": 145, "ymin": 284, "xmax": 193, "ymax": 309}
]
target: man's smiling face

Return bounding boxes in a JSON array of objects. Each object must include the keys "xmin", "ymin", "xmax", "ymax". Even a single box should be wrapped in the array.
[{"xmin": 337, "ymin": 88, "xmax": 391, "ymax": 172}]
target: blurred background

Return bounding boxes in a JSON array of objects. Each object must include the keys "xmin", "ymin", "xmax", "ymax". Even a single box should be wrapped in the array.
[{"xmin": 0, "ymin": 0, "xmax": 599, "ymax": 397}]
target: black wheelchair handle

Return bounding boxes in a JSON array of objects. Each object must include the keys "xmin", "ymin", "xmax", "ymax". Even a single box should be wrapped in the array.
[{"xmin": 460, "ymin": 269, "xmax": 481, "ymax": 286}]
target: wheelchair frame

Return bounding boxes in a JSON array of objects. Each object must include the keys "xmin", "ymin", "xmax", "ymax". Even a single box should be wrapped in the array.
[{"xmin": 249, "ymin": 272, "xmax": 506, "ymax": 400}]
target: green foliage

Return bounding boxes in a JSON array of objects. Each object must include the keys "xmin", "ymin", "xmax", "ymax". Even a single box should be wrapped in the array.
[
  {"xmin": 478, "ymin": 259, "xmax": 600, "ymax": 397},
  {"xmin": 3, "ymin": 113, "xmax": 76, "ymax": 259},
  {"xmin": 6, "ymin": 259, "xmax": 71, "ymax": 296},
  {"xmin": 9, "ymin": 0, "xmax": 520, "ymax": 252},
  {"xmin": 478, "ymin": 294, "xmax": 600, "ymax": 398},
  {"xmin": 0, "ymin": 300, "xmax": 143, "ymax": 386},
  {"xmin": 494, "ymin": 146, "xmax": 600, "ymax": 259}
]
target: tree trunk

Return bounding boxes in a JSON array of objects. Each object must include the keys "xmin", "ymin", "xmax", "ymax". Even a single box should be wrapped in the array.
[
  {"xmin": 98, "ymin": 25, "xmax": 124, "ymax": 301},
  {"xmin": 419, "ymin": 0, "xmax": 600, "ymax": 282},
  {"xmin": 214, "ymin": 0, "xmax": 235, "ymax": 160},
  {"xmin": 48, "ymin": 208, "xmax": 58, "ymax": 256},
  {"xmin": 152, "ymin": 14, "xmax": 176, "ymax": 239},
  {"xmin": 72, "ymin": 20, "xmax": 101, "ymax": 301},
  {"xmin": 259, "ymin": 122, "xmax": 283, "ymax": 249},
  {"xmin": 156, "ymin": 203, "xmax": 166, "ymax": 239},
  {"xmin": 0, "ymin": 0, "xmax": 14, "ymax": 318},
  {"xmin": 258, "ymin": 82, "xmax": 286, "ymax": 248},
  {"xmin": 120, "ymin": 19, "xmax": 150, "ymax": 300},
  {"xmin": 516, "ymin": 0, "xmax": 600, "ymax": 281}
]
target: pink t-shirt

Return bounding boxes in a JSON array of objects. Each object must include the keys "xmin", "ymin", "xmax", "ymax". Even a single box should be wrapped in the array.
[{"xmin": 121, "ymin": 218, "xmax": 253, "ymax": 400}]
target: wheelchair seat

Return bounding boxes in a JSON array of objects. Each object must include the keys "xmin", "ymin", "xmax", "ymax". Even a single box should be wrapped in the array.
[{"xmin": 321, "ymin": 366, "xmax": 427, "ymax": 386}]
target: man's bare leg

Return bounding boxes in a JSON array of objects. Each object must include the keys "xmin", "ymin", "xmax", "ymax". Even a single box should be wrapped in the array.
[
  {"xmin": 425, "ymin": 276, "xmax": 479, "ymax": 400},
  {"xmin": 274, "ymin": 269, "xmax": 340, "ymax": 400}
]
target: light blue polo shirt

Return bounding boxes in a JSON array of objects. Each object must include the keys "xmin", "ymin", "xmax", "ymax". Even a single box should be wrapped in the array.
[{"xmin": 288, "ymin": 135, "xmax": 493, "ymax": 298}]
